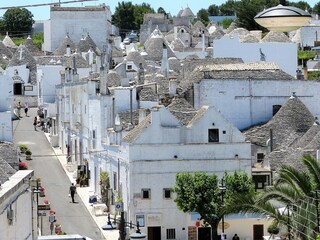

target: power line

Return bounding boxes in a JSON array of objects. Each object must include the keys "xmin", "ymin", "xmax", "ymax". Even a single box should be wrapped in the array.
[{"xmin": 0, "ymin": 0, "xmax": 97, "ymax": 10}]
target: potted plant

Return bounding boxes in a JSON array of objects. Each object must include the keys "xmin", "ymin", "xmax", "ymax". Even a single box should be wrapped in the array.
[
  {"xmin": 268, "ymin": 221, "xmax": 280, "ymax": 237},
  {"xmin": 19, "ymin": 144, "xmax": 28, "ymax": 154},
  {"xmin": 25, "ymin": 149, "xmax": 32, "ymax": 160},
  {"xmin": 18, "ymin": 161, "xmax": 28, "ymax": 170},
  {"xmin": 40, "ymin": 187, "xmax": 46, "ymax": 197},
  {"xmin": 55, "ymin": 223, "xmax": 62, "ymax": 234}
]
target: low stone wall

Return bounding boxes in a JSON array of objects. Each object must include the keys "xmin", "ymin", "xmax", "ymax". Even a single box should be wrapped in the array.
[{"xmin": 13, "ymin": 96, "xmax": 38, "ymax": 108}]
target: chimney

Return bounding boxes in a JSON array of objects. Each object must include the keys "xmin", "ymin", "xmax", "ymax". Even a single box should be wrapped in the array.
[
  {"xmin": 65, "ymin": 67, "xmax": 72, "ymax": 82},
  {"xmin": 66, "ymin": 44, "xmax": 71, "ymax": 56},
  {"xmin": 174, "ymin": 26, "xmax": 178, "ymax": 40},
  {"xmin": 99, "ymin": 66, "xmax": 108, "ymax": 95},
  {"xmin": 139, "ymin": 108, "xmax": 147, "ymax": 123},
  {"xmin": 202, "ymin": 34, "xmax": 205, "ymax": 52},
  {"xmin": 138, "ymin": 63, "xmax": 145, "ymax": 85},
  {"xmin": 160, "ymin": 43, "xmax": 169, "ymax": 77},
  {"xmin": 72, "ymin": 55, "xmax": 77, "ymax": 74},
  {"xmin": 60, "ymin": 69, "xmax": 66, "ymax": 83},
  {"xmin": 88, "ymin": 47, "xmax": 94, "ymax": 66},
  {"xmin": 169, "ymin": 77, "xmax": 177, "ymax": 97}
]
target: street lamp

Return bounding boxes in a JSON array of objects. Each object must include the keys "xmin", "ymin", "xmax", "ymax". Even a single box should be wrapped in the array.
[
  {"xmin": 219, "ymin": 178, "xmax": 226, "ymax": 240},
  {"xmin": 102, "ymin": 211, "xmax": 146, "ymax": 239},
  {"xmin": 102, "ymin": 213, "xmax": 116, "ymax": 230}
]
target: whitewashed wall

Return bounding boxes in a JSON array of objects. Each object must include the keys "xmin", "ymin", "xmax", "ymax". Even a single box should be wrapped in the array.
[
  {"xmin": 0, "ymin": 171, "xmax": 34, "ymax": 240},
  {"xmin": 196, "ymin": 79, "xmax": 320, "ymax": 130},
  {"xmin": 0, "ymin": 74, "xmax": 13, "ymax": 142},
  {"xmin": 213, "ymin": 36, "xmax": 298, "ymax": 76},
  {"xmin": 48, "ymin": 6, "xmax": 112, "ymax": 52},
  {"xmin": 122, "ymin": 106, "xmax": 252, "ymax": 240}
]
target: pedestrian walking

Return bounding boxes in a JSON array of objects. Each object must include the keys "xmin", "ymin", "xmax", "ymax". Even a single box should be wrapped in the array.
[
  {"xmin": 16, "ymin": 101, "xmax": 22, "ymax": 118},
  {"xmin": 69, "ymin": 183, "xmax": 77, "ymax": 203},
  {"xmin": 24, "ymin": 102, "xmax": 29, "ymax": 117},
  {"xmin": 33, "ymin": 117, "xmax": 37, "ymax": 131}
]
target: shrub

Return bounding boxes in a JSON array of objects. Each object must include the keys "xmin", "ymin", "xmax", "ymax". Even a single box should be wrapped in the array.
[
  {"xmin": 25, "ymin": 149, "xmax": 32, "ymax": 155},
  {"xmin": 19, "ymin": 162, "xmax": 28, "ymax": 170},
  {"xmin": 19, "ymin": 144, "xmax": 28, "ymax": 153},
  {"xmin": 267, "ymin": 221, "xmax": 280, "ymax": 235}
]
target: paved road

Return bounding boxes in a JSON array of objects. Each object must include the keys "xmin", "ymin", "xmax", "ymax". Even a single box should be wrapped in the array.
[{"xmin": 13, "ymin": 108, "xmax": 104, "ymax": 239}]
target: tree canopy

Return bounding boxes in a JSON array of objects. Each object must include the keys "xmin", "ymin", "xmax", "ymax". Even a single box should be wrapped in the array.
[
  {"xmin": 1, "ymin": 8, "xmax": 34, "ymax": 36},
  {"xmin": 112, "ymin": 1, "xmax": 154, "ymax": 35},
  {"xmin": 173, "ymin": 171, "xmax": 254, "ymax": 240},
  {"xmin": 236, "ymin": 155, "xmax": 320, "ymax": 239},
  {"xmin": 197, "ymin": 9, "xmax": 210, "ymax": 26}
]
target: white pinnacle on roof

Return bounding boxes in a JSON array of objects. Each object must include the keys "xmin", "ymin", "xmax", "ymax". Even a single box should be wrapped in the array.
[{"xmin": 3, "ymin": 32, "xmax": 16, "ymax": 48}]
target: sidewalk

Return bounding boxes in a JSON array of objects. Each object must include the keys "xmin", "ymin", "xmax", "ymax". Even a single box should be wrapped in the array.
[{"xmin": 44, "ymin": 133, "xmax": 119, "ymax": 240}]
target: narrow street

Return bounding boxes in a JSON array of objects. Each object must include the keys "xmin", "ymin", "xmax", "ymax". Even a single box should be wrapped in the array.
[{"xmin": 13, "ymin": 108, "xmax": 104, "ymax": 239}]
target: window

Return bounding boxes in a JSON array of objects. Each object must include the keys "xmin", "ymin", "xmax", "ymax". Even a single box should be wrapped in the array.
[
  {"xmin": 208, "ymin": 129, "xmax": 219, "ymax": 142},
  {"xmin": 273, "ymin": 105, "xmax": 281, "ymax": 116},
  {"xmin": 222, "ymin": 130, "xmax": 226, "ymax": 134},
  {"xmin": 142, "ymin": 189, "xmax": 151, "ymax": 199},
  {"xmin": 257, "ymin": 153, "xmax": 264, "ymax": 163},
  {"xmin": 166, "ymin": 229, "xmax": 176, "ymax": 239},
  {"xmin": 163, "ymin": 188, "xmax": 171, "ymax": 199},
  {"xmin": 127, "ymin": 65, "xmax": 132, "ymax": 70}
]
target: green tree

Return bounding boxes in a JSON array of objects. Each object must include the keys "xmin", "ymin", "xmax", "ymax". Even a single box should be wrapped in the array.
[
  {"xmin": 236, "ymin": 155, "xmax": 320, "ymax": 239},
  {"xmin": 313, "ymin": 2, "xmax": 320, "ymax": 15},
  {"xmin": 221, "ymin": 18, "xmax": 234, "ymax": 29},
  {"xmin": 197, "ymin": 9, "xmax": 210, "ymax": 26},
  {"xmin": 219, "ymin": 0, "xmax": 236, "ymax": 16},
  {"xmin": 288, "ymin": 1, "xmax": 312, "ymax": 13},
  {"xmin": 112, "ymin": 1, "xmax": 136, "ymax": 32},
  {"xmin": 134, "ymin": 3, "xmax": 155, "ymax": 30},
  {"xmin": 157, "ymin": 7, "xmax": 166, "ymax": 14},
  {"xmin": 173, "ymin": 171, "xmax": 254, "ymax": 240},
  {"xmin": 32, "ymin": 32, "xmax": 44, "ymax": 50},
  {"xmin": 235, "ymin": 0, "xmax": 266, "ymax": 31},
  {"xmin": 208, "ymin": 4, "xmax": 220, "ymax": 16},
  {"xmin": 3, "ymin": 8, "xmax": 34, "ymax": 36}
]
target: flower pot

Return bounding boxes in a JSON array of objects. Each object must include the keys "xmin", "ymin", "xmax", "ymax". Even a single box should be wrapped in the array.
[{"xmin": 55, "ymin": 224, "xmax": 62, "ymax": 234}]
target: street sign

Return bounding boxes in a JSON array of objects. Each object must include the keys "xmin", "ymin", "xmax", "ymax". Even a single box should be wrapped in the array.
[
  {"xmin": 49, "ymin": 214, "xmax": 55, "ymax": 223},
  {"xmin": 38, "ymin": 211, "xmax": 46, "ymax": 216},
  {"xmin": 115, "ymin": 202, "xmax": 122, "ymax": 210}
]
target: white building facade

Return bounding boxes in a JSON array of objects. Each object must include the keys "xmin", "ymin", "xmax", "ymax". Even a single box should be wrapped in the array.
[
  {"xmin": 121, "ymin": 105, "xmax": 252, "ymax": 239},
  {"xmin": 0, "ymin": 170, "xmax": 34, "ymax": 240},
  {"xmin": 213, "ymin": 35, "xmax": 298, "ymax": 76},
  {"xmin": 44, "ymin": 5, "xmax": 112, "ymax": 53},
  {"xmin": 0, "ymin": 72, "xmax": 13, "ymax": 142}
]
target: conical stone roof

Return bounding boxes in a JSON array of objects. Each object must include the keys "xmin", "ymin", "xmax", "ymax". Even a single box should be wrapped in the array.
[
  {"xmin": 244, "ymin": 95, "xmax": 314, "ymax": 149},
  {"xmin": 293, "ymin": 123, "xmax": 320, "ymax": 148},
  {"xmin": 167, "ymin": 96, "xmax": 197, "ymax": 125},
  {"xmin": 54, "ymin": 34, "xmax": 77, "ymax": 56},
  {"xmin": 8, "ymin": 44, "xmax": 37, "ymax": 84},
  {"xmin": 24, "ymin": 35, "xmax": 42, "ymax": 56},
  {"xmin": 64, "ymin": 51, "xmax": 89, "ymax": 68},
  {"xmin": 261, "ymin": 31, "xmax": 291, "ymax": 43},
  {"xmin": 0, "ymin": 41, "xmax": 13, "ymax": 59},
  {"xmin": 126, "ymin": 49, "xmax": 147, "ymax": 68},
  {"xmin": 77, "ymin": 34, "xmax": 101, "ymax": 55},
  {"xmin": 3, "ymin": 33, "xmax": 16, "ymax": 48},
  {"xmin": 144, "ymin": 28, "xmax": 175, "ymax": 61},
  {"xmin": 181, "ymin": 6, "xmax": 195, "ymax": 17}
]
